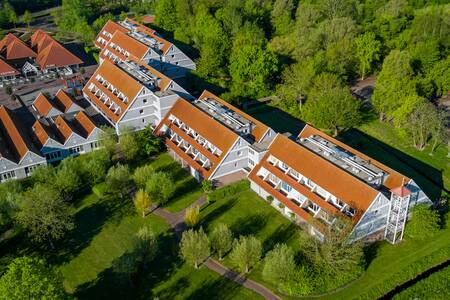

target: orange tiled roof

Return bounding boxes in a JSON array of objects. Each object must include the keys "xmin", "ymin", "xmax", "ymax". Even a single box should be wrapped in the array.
[
  {"xmin": 155, "ymin": 97, "xmax": 239, "ymax": 178},
  {"xmin": 249, "ymin": 133, "xmax": 380, "ymax": 219},
  {"xmin": 54, "ymin": 89, "xmax": 76, "ymax": 113},
  {"xmin": 199, "ymin": 90, "xmax": 270, "ymax": 142},
  {"xmin": 94, "ymin": 20, "xmax": 128, "ymax": 48},
  {"xmin": 53, "ymin": 115, "xmax": 74, "ymax": 143},
  {"xmin": 31, "ymin": 120, "xmax": 63, "ymax": 148},
  {"xmin": 0, "ymin": 58, "xmax": 19, "ymax": 76},
  {"xmin": 0, "ymin": 33, "xmax": 36, "ymax": 60},
  {"xmin": 298, "ymin": 125, "xmax": 409, "ymax": 190},
  {"xmin": 101, "ymin": 30, "xmax": 149, "ymax": 62},
  {"xmin": 33, "ymin": 93, "xmax": 58, "ymax": 117},
  {"xmin": 82, "ymin": 59, "xmax": 143, "ymax": 122},
  {"xmin": 74, "ymin": 111, "xmax": 97, "ymax": 138},
  {"xmin": 0, "ymin": 106, "xmax": 37, "ymax": 162}
]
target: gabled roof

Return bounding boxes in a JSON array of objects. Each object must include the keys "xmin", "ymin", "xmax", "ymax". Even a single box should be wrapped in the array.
[
  {"xmin": 0, "ymin": 106, "xmax": 41, "ymax": 163},
  {"xmin": 73, "ymin": 111, "xmax": 98, "ymax": 138},
  {"xmin": 53, "ymin": 115, "xmax": 76, "ymax": 143},
  {"xmin": 198, "ymin": 90, "xmax": 270, "ymax": 142},
  {"xmin": 298, "ymin": 125, "xmax": 408, "ymax": 190},
  {"xmin": 124, "ymin": 18, "xmax": 172, "ymax": 54},
  {"xmin": 94, "ymin": 20, "xmax": 128, "ymax": 48},
  {"xmin": 83, "ymin": 59, "xmax": 143, "ymax": 122},
  {"xmin": 33, "ymin": 93, "xmax": 61, "ymax": 117},
  {"xmin": 54, "ymin": 89, "xmax": 78, "ymax": 113},
  {"xmin": 31, "ymin": 31, "xmax": 83, "ymax": 69},
  {"xmin": 0, "ymin": 33, "xmax": 36, "ymax": 60},
  {"xmin": 31, "ymin": 119, "xmax": 64, "ymax": 149},
  {"xmin": 155, "ymin": 97, "xmax": 239, "ymax": 179},
  {"xmin": 0, "ymin": 58, "xmax": 19, "ymax": 76},
  {"xmin": 100, "ymin": 30, "xmax": 149, "ymax": 62}
]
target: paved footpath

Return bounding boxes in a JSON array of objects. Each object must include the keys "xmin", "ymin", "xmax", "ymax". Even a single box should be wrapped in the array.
[{"xmin": 151, "ymin": 197, "xmax": 282, "ymax": 300}]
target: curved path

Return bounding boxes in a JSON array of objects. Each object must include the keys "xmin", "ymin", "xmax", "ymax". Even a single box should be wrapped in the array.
[{"xmin": 151, "ymin": 197, "xmax": 281, "ymax": 300}]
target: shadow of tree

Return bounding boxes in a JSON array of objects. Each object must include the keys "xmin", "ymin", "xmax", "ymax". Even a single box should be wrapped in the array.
[
  {"xmin": 185, "ymin": 275, "xmax": 249, "ymax": 300},
  {"xmin": 200, "ymin": 198, "xmax": 238, "ymax": 229},
  {"xmin": 262, "ymin": 223, "xmax": 298, "ymax": 252},
  {"xmin": 230, "ymin": 214, "xmax": 267, "ymax": 237}
]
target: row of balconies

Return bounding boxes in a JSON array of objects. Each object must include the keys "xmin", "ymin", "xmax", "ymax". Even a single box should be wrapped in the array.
[
  {"xmin": 169, "ymin": 115, "xmax": 223, "ymax": 157},
  {"xmin": 169, "ymin": 130, "xmax": 212, "ymax": 170},
  {"xmin": 268, "ymin": 155, "xmax": 356, "ymax": 217},
  {"xmin": 88, "ymin": 84, "xmax": 121, "ymax": 116}
]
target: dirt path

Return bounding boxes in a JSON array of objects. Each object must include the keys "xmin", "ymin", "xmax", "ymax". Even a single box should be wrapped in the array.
[{"xmin": 151, "ymin": 197, "xmax": 281, "ymax": 300}]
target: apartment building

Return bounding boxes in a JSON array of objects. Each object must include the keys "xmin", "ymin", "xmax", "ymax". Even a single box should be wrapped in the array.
[
  {"xmin": 0, "ymin": 106, "xmax": 46, "ymax": 182},
  {"xmin": 155, "ymin": 91, "xmax": 276, "ymax": 184},
  {"xmin": 248, "ymin": 125, "xmax": 431, "ymax": 243},
  {"xmin": 32, "ymin": 89, "xmax": 82, "ymax": 118},
  {"xmin": 32, "ymin": 111, "xmax": 103, "ymax": 163},
  {"xmin": 83, "ymin": 59, "xmax": 191, "ymax": 134},
  {"xmin": 95, "ymin": 18, "xmax": 195, "ymax": 78}
]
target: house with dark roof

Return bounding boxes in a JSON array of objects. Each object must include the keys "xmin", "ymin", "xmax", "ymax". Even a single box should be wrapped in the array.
[
  {"xmin": 248, "ymin": 124, "xmax": 431, "ymax": 243},
  {"xmin": 0, "ymin": 106, "xmax": 46, "ymax": 182},
  {"xmin": 31, "ymin": 111, "xmax": 103, "ymax": 162},
  {"xmin": 95, "ymin": 18, "xmax": 195, "ymax": 79},
  {"xmin": 154, "ymin": 91, "xmax": 276, "ymax": 184},
  {"xmin": 83, "ymin": 59, "xmax": 191, "ymax": 134}
]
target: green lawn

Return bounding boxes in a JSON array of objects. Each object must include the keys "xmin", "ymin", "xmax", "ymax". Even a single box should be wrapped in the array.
[
  {"xmin": 199, "ymin": 181, "xmax": 301, "ymax": 295},
  {"xmin": 297, "ymin": 215, "xmax": 450, "ymax": 300},
  {"xmin": 147, "ymin": 153, "xmax": 204, "ymax": 212},
  {"xmin": 393, "ymin": 265, "xmax": 450, "ymax": 300}
]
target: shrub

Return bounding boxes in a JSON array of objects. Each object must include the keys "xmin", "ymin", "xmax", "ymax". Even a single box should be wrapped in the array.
[
  {"xmin": 266, "ymin": 195, "xmax": 274, "ymax": 203},
  {"xmin": 145, "ymin": 172, "xmax": 175, "ymax": 206},
  {"xmin": 405, "ymin": 204, "xmax": 441, "ymax": 240},
  {"xmin": 133, "ymin": 165, "xmax": 154, "ymax": 188},
  {"xmin": 184, "ymin": 205, "xmax": 200, "ymax": 227},
  {"xmin": 278, "ymin": 203, "xmax": 285, "ymax": 209}
]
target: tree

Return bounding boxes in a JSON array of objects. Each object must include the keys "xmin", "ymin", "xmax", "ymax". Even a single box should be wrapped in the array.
[
  {"xmin": 271, "ymin": 0, "xmax": 295, "ymax": 36},
  {"xmin": 22, "ymin": 10, "xmax": 33, "ymax": 27},
  {"xmin": 145, "ymin": 172, "xmax": 175, "ymax": 206},
  {"xmin": 355, "ymin": 32, "xmax": 381, "ymax": 80},
  {"xmin": 53, "ymin": 157, "xmax": 83, "ymax": 199},
  {"xmin": 134, "ymin": 189, "xmax": 151, "ymax": 217},
  {"xmin": 99, "ymin": 125, "xmax": 118, "ymax": 158},
  {"xmin": 93, "ymin": 12, "xmax": 114, "ymax": 32},
  {"xmin": 0, "ymin": 256, "xmax": 68, "ymax": 300},
  {"xmin": 202, "ymin": 180, "xmax": 213, "ymax": 202},
  {"xmin": 210, "ymin": 223, "xmax": 233, "ymax": 260},
  {"xmin": 303, "ymin": 73, "xmax": 361, "ymax": 135},
  {"xmin": 136, "ymin": 225, "xmax": 157, "ymax": 267},
  {"xmin": 184, "ymin": 205, "xmax": 200, "ymax": 227},
  {"xmin": 180, "ymin": 228, "xmax": 210, "ymax": 269},
  {"xmin": 372, "ymin": 50, "xmax": 416, "ymax": 121},
  {"xmin": 155, "ymin": 0, "xmax": 178, "ymax": 31},
  {"xmin": 229, "ymin": 30, "xmax": 278, "ymax": 100},
  {"xmin": 119, "ymin": 128, "xmax": 140, "ymax": 161},
  {"xmin": 405, "ymin": 204, "xmax": 440, "ymax": 240},
  {"xmin": 5, "ymin": 2, "xmax": 17, "ymax": 27},
  {"xmin": 402, "ymin": 102, "xmax": 443, "ymax": 151},
  {"xmin": 136, "ymin": 126, "xmax": 163, "ymax": 157},
  {"xmin": 82, "ymin": 149, "xmax": 110, "ymax": 184},
  {"xmin": 230, "ymin": 235, "xmax": 262, "ymax": 273},
  {"xmin": 105, "ymin": 164, "xmax": 131, "ymax": 198},
  {"xmin": 133, "ymin": 165, "xmax": 154, "ymax": 188},
  {"xmin": 263, "ymin": 243, "xmax": 296, "ymax": 283},
  {"xmin": 16, "ymin": 185, "xmax": 74, "ymax": 249},
  {"xmin": 0, "ymin": 180, "xmax": 23, "ymax": 231}
]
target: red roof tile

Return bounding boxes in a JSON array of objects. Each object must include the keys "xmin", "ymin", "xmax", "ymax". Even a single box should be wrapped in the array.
[
  {"xmin": 0, "ymin": 33, "xmax": 36, "ymax": 60},
  {"xmin": 0, "ymin": 58, "xmax": 19, "ymax": 76}
]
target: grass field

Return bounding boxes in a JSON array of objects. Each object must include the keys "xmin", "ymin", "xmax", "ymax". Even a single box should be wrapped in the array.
[{"xmin": 393, "ymin": 265, "xmax": 450, "ymax": 300}]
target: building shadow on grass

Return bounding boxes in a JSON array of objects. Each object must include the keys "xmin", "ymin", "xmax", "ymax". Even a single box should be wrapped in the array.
[
  {"xmin": 263, "ymin": 223, "xmax": 299, "ymax": 252},
  {"xmin": 200, "ymin": 198, "xmax": 239, "ymax": 228},
  {"xmin": 230, "ymin": 213, "xmax": 267, "ymax": 237},
  {"xmin": 338, "ymin": 129, "xmax": 445, "ymax": 200}
]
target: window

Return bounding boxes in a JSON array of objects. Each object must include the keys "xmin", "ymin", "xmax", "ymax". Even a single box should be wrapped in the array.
[
  {"xmin": 249, "ymin": 159, "xmax": 255, "ymax": 167},
  {"xmin": 142, "ymin": 119, "xmax": 145, "ymax": 123},
  {"xmin": 25, "ymin": 165, "xmax": 39, "ymax": 176},
  {"xmin": 248, "ymin": 148, "xmax": 255, "ymax": 155},
  {"xmin": 45, "ymin": 151, "xmax": 62, "ymax": 160},
  {"xmin": 0, "ymin": 170, "xmax": 16, "ymax": 182},
  {"xmin": 234, "ymin": 162, "xmax": 238, "ymax": 167},
  {"xmin": 91, "ymin": 141, "xmax": 100, "ymax": 149},
  {"xmin": 143, "ymin": 99, "xmax": 148, "ymax": 104},
  {"xmin": 237, "ymin": 151, "xmax": 242, "ymax": 157},
  {"xmin": 69, "ymin": 145, "xmax": 84, "ymax": 155},
  {"xmin": 139, "ymin": 109, "xmax": 144, "ymax": 115},
  {"xmin": 281, "ymin": 181, "xmax": 292, "ymax": 193}
]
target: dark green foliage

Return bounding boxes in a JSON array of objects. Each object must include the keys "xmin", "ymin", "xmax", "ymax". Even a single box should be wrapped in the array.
[
  {"xmin": 145, "ymin": 171, "xmax": 175, "ymax": 206},
  {"xmin": 136, "ymin": 126, "xmax": 164, "ymax": 157}
]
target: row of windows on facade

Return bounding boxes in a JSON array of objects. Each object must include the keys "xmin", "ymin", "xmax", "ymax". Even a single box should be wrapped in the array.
[
  {"xmin": 266, "ymin": 155, "xmax": 357, "ymax": 216},
  {"xmin": 0, "ymin": 164, "xmax": 40, "ymax": 182}
]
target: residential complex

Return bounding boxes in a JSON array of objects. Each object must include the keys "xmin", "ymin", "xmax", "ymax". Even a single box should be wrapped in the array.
[
  {"xmin": 32, "ymin": 89, "xmax": 82, "ymax": 118},
  {"xmin": 155, "ymin": 90, "xmax": 276, "ymax": 185},
  {"xmin": 95, "ymin": 18, "xmax": 195, "ymax": 78},
  {"xmin": 83, "ymin": 59, "xmax": 191, "ymax": 134},
  {"xmin": 0, "ymin": 30, "xmax": 83, "ymax": 82},
  {"xmin": 0, "ymin": 106, "xmax": 46, "ymax": 182},
  {"xmin": 248, "ymin": 125, "xmax": 430, "ymax": 242},
  {"xmin": 32, "ymin": 111, "xmax": 102, "ymax": 163}
]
